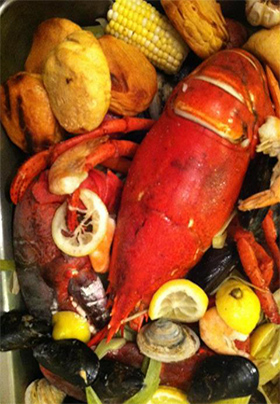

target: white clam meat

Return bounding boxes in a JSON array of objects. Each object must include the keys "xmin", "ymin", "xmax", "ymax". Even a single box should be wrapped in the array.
[
  {"xmin": 136, "ymin": 319, "xmax": 200, "ymax": 363},
  {"xmin": 25, "ymin": 378, "xmax": 66, "ymax": 404}
]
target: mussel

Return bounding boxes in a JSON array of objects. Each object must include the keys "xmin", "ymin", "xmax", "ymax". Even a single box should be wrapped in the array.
[
  {"xmin": 187, "ymin": 355, "xmax": 259, "ymax": 403},
  {"xmin": 92, "ymin": 360, "xmax": 145, "ymax": 404},
  {"xmin": 239, "ymin": 153, "xmax": 276, "ymax": 236},
  {"xmin": 137, "ymin": 319, "xmax": 200, "ymax": 363},
  {"xmin": 0, "ymin": 310, "xmax": 51, "ymax": 351},
  {"xmin": 249, "ymin": 390, "xmax": 267, "ymax": 404},
  {"xmin": 187, "ymin": 244, "xmax": 239, "ymax": 294},
  {"xmin": 33, "ymin": 339, "xmax": 100, "ymax": 388}
]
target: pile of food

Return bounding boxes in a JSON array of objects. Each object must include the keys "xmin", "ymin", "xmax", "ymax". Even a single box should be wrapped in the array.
[{"xmin": 0, "ymin": 0, "xmax": 280, "ymax": 403}]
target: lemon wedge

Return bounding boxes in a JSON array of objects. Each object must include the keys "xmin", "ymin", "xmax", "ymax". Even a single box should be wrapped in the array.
[
  {"xmin": 146, "ymin": 386, "xmax": 189, "ymax": 404},
  {"xmin": 250, "ymin": 322, "xmax": 280, "ymax": 358},
  {"xmin": 52, "ymin": 189, "xmax": 108, "ymax": 257},
  {"xmin": 52, "ymin": 311, "xmax": 91, "ymax": 343},
  {"xmin": 148, "ymin": 279, "xmax": 209, "ymax": 322},
  {"xmin": 216, "ymin": 279, "xmax": 261, "ymax": 335}
]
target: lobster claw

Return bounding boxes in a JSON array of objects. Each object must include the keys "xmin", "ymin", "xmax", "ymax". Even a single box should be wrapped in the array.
[{"xmin": 10, "ymin": 117, "xmax": 154, "ymax": 204}]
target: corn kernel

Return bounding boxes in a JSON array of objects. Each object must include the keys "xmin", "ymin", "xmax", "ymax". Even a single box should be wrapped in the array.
[
  {"xmin": 147, "ymin": 31, "xmax": 153, "ymax": 41},
  {"xmin": 106, "ymin": 0, "xmax": 188, "ymax": 74},
  {"xmin": 113, "ymin": 2, "xmax": 119, "ymax": 11},
  {"xmin": 135, "ymin": 25, "xmax": 142, "ymax": 35},
  {"xmin": 146, "ymin": 21, "xmax": 152, "ymax": 30}
]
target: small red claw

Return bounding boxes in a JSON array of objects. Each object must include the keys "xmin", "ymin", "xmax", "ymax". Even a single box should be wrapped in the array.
[{"xmin": 235, "ymin": 231, "xmax": 280, "ymax": 324}]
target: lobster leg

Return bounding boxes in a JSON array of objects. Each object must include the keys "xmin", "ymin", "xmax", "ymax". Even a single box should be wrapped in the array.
[
  {"xmin": 234, "ymin": 228, "xmax": 280, "ymax": 323},
  {"xmin": 262, "ymin": 210, "xmax": 280, "ymax": 288},
  {"xmin": 49, "ymin": 138, "xmax": 138, "ymax": 196},
  {"xmin": 11, "ymin": 117, "xmax": 154, "ymax": 204},
  {"xmin": 102, "ymin": 157, "xmax": 132, "ymax": 175},
  {"xmin": 238, "ymin": 176, "xmax": 280, "ymax": 211},
  {"xmin": 10, "ymin": 149, "xmax": 51, "ymax": 204}
]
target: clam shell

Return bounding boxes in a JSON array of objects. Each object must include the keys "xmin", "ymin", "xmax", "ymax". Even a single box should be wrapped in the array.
[
  {"xmin": 25, "ymin": 378, "xmax": 66, "ymax": 404},
  {"xmin": 137, "ymin": 319, "xmax": 200, "ymax": 363}
]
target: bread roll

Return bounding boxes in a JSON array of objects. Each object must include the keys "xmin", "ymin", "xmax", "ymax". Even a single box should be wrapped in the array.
[
  {"xmin": 99, "ymin": 35, "xmax": 157, "ymax": 116},
  {"xmin": 243, "ymin": 25, "xmax": 280, "ymax": 80},
  {"xmin": 43, "ymin": 30, "xmax": 111, "ymax": 134},
  {"xmin": 0, "ymin": 72, "xmax": 63, "ymax": 153},
  {"xmin": 25, "ymin": 18, "xmax": 82, "ymax": 74}
]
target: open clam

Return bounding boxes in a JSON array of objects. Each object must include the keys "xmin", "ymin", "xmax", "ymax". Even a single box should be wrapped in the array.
[
  {"xmin": 25, "ymin": 378, "xmax": 66, "ymax": 404},
  {"xmin": 136, "ymin": 319, "xmax": 200, "ymax": 363}
]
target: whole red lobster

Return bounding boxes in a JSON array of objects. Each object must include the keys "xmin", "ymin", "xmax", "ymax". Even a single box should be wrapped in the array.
[
  {"xmin": 10, "ymin": 49, "xmax": 280, "ymax": 341},
  {"xmin": 106, "ymin": 49, "xmax": 280, "ymax": 339}
]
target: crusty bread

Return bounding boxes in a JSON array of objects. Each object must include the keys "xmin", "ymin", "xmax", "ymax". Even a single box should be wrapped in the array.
[
  {"xmin": 43, "ymin": 30, "xmax": 111, "ymax": 134},
  {"xmin": 25, "ymin": 18, "xmax": 82, "ymax": 74},
  {"xmin": 99, "ymin": 35, "xmax": 157, "ymax": 116},
  {"xmin": 243, "ymin": 25, "xmax": 280, "ymax": 80},
  {"xmin": 0, "ymin": 72, "xmax": 63, "ymax": 153}
]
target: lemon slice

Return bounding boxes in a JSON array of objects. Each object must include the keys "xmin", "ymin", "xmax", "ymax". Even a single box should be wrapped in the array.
[
  {"xmin": 146, "ymin": 386, "xmax": 189, "ymax": 404},
  {"xmin": 52, "ymin": 189, "xmax": 108, "ymax": 257},
  {"xmin": 250, "ymin": 323, "xmax": 280, "ymax": 358},
  {"xmin": 148, "ymin": 279, "xmax": 209, "ymax": 322}
]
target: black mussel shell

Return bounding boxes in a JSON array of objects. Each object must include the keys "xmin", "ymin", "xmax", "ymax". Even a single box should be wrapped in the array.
[
  {"xmin": 33, "ymin": 339, "xmax": 100, "ymax": 388},
  {"xmin": 0, "ymin": 310, "xmax": 51, "ymax": 351},
  {"xmin": 188, "ymin": 355, "xmax": 259, "ymax": 403},
  {"xmin": 92, "ymin": 360, "xmax": 144, "ymax": 404},
  {"xmin": 239, "ymin": 154, "xmax": 276, "ymax": 236},
  {"xmin": 187, "ymin": 244, "xmax": 239, "ymax": 294},
  {"xmin": 249, "ymin": 390, "xmax": 267, "ymax": 404}
]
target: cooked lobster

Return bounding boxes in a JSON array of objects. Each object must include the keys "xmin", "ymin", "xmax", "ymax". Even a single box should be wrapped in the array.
[
  {"xmin": 10, "ymin": 49, "xmax": 280, "ymax": 341},
  {"xmin": 106, "ymin": 49, "xmax": 280, "ymax": 338}
]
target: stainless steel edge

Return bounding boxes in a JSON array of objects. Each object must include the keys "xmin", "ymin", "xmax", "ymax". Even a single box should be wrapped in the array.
[{"xmin": 0, "ymin": 1, "xmax": 110, "ymax": 402}]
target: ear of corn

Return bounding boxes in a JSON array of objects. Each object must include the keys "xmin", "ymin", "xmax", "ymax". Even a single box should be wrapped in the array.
[{"xmin": 105, "ymin": 0, "xmax": 189, "ymax": 74}]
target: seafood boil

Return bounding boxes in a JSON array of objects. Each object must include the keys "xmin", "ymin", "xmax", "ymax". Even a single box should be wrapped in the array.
[{"xmin": 1, "ymin": 0, "xmax": 280, "ymax": 403}]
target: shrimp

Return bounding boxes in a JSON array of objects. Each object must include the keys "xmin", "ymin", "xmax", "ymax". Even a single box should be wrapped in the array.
[{"xmin": 199, "ymin": 307, "xmax": 249, "ymax": 357}]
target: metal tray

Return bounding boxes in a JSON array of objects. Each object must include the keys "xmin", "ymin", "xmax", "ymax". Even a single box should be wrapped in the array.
[
  {"xmin": 0, "ymin": 1, "xmax": 110, "ymax": 402},
  {"xmin": 0, "ymin": 0, "xmax": 249, "ymax": 403}
]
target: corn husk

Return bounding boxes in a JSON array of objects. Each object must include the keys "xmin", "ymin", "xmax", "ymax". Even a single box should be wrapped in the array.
[{"xmin": 161, "ymin": 0, "xmax": 229, "ymax": 59}]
